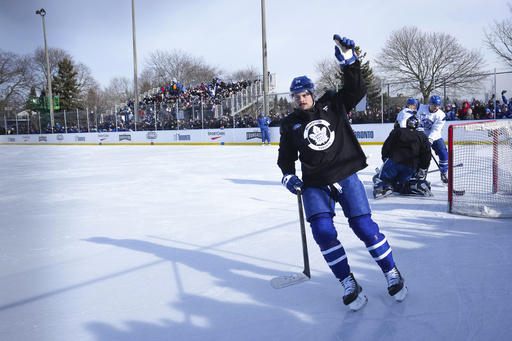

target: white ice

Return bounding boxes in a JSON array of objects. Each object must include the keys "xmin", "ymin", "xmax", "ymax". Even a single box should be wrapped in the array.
[{"xmin": 1, "ymin": 145, "xmax": 511, "ymax": 341}]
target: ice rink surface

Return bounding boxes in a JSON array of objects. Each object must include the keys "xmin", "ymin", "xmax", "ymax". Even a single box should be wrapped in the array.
[{"xmin": 1, "ymin": 144, "xmax": 511, "ymax": 341}]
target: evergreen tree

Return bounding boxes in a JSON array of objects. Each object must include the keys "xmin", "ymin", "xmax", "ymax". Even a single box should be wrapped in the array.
[
  {"xmin": 358, "ymin": 49, "xmax": 381, "ymax": 110},
  {"xmin": 25, "ymin": 86, "xmax": 37, "ymax": 110},
  {"xmin": 278, "ymin": 96, "xmax": 293, "ymax": 114},
  {"xmin": 29, "ymin": 86, "xmax": 37, "ymax": 98},
  {"xmin": 52, "ymin": 58, "xmax": 81, "ymax": 111},
  {"xmin": 333, "ymin": 47, "xmax": 380, "ymax": 109}
]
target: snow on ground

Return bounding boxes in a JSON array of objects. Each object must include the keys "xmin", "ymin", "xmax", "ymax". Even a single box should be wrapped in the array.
[{"xmin": 0, "ymin": 144, "xmax": 511, "ymax": 341}]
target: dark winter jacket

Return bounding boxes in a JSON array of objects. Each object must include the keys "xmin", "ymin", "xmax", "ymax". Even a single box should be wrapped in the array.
[
  {"xmin": 381, "ymin": 127, "xmax": 431, "ymax": 170},
  {"xmin": 277, "ymin": 60, "xmax": 367, "ymax": 187}
]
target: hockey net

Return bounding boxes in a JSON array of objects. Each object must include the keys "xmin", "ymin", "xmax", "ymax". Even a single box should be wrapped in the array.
[{"xmin": 448, "ymin": 120, "xmax": 512, "ymax": 218}]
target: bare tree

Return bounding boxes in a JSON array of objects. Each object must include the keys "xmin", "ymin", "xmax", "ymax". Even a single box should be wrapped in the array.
[
  {"xmin": 314, "ymin": 57, "xmax": 340, "ymax": 91},
  {"xmin": 0, "ymin": 50, "xmax": 34, "ymax": 111},
  {"xmin": 484, "ymin": 3, "xmax": 512, "ymax": 67},
  {"xmin": 227, "ymin": 65, "xmax": 261, "ymax": 82},
  {"xmin": 314, "ymin": 47, "xmax": 379, "ymax": 107},
  {"xmin": 143, "ymin": 49, "xmax": 223, "ymax": 87},
  {"xmin": 102, "ymin": 76, "xmax": 133, "ymax": 108},
  {"xmin": 75, "ymin": 62, "xmax": 101, "ymax": 109},
  {"xmin": 375, "ymin": 26, "xmax": 487, "ymax": 102},
  {"xmin": 138, "ymin": 67, "xmax": 159, "ymax": 94},
  {"xmin": 31, "ymin": 47, "xmax": 73, "ymax": 93},
  {"xmin": 31, "ymin": 47, "xmax": 102, "ymax": 111}
]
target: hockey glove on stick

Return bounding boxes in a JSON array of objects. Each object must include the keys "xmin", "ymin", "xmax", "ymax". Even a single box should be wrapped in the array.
[
  {"xmin": 333, "ymin": 35, "xmax": 358, "ymax": 68},
  {"xmin": 282, "ymin": 174, "xmax": 303, "ymax": 195}
]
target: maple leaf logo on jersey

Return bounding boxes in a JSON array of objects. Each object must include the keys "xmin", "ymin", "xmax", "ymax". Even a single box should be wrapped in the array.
[
  {"xmin": 420, "ymin": 117, "xmax": 433, "ymax": 130},
  {"xmin": 309, "ymin": 126, "xmax": 329, "ymax": 145},
  {"xmin": 303, "ymin": 119, "xmax": 335, "ymax": 151}
]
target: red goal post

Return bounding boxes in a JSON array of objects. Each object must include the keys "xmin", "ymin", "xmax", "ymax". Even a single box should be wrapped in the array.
[{"xmin": 448, "ymin": 120, "xmax": 512, "ymax": 218}]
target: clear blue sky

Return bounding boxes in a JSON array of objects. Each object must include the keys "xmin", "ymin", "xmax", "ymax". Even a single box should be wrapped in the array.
[{"xmin": 0, "ymin": 0, "xmax": 509, "ymax": 94}]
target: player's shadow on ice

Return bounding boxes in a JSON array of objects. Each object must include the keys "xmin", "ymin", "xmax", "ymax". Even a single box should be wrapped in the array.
[{"xmin": 83, "ymin": 237, "xmax": 323, "ymax": 340}]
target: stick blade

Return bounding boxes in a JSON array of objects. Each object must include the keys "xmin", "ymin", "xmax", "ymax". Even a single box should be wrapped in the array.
[{"xmin": 270, "ymin": 272, "xmax": 310, "ymax": 289}]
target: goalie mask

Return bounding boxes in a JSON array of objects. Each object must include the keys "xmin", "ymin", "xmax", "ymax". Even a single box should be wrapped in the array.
[{"xmin": 406, "ymin": 116, "xmax": 419, "ymax": 129}]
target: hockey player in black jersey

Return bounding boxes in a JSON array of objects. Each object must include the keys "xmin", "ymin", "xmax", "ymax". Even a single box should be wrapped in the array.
[
  {"xmin": 277, "ymin": 34, "xmax": 408, "ymax": 311},
  {"xmin": 373, "ymin": 116, "xmax": 432, "ymax": 199}
]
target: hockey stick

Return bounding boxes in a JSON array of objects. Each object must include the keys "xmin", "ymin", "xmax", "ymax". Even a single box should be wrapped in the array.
[
  {"xmin": 427, "ymin": 163, "xmax": 462, "ymax": 173},
  {"xmin": 297, "ymin": 188, "xmax": 311, "ymax": 278},
  {"xmin": 270, "ymin": 188, "xmax": 311, "ymax": 289},
  {"xmin": 431, "ymin": 151, "xmax": 449, "ymax": 184},
  {"xmin": 431, "ymin": 151, "xmax": 465, "ymax": 195}
]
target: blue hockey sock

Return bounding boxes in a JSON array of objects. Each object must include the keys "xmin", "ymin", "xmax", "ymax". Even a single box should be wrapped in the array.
[
  {"xmin": 367, "ymin": 236, "xmax": 395, "ymax": 273},
  {"xmin": 310, "ymin": 213, "xmax": 350, "ymax": 279},
  {"xmin": 349, "ymin": 214, "xmax": 395, "ymax": 273},
  {"xmin": 320, "ymin": 239, "xmax": 350, "ymax": 280}
]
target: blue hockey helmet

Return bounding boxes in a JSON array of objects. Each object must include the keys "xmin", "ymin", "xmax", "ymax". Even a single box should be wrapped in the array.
[
  {"xmin": 290, "ymin": 76, "xmax": 314, "ymax": 96},
  {"xmin": 428, "ymin": 95, "xmax": 442, "ymax": 106},
  {"xmin": 406, "ymin": 116, "xmax": 419, "ymax": 129},
  {"xmin": 406, "ymin": 98, "xmax": 416, "ymax": 106}
]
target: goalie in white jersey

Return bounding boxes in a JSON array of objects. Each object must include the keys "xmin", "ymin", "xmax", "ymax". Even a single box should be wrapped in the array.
[{"xmin": 416, "ymin": 95, "xmax": 448, "ymax": 183}]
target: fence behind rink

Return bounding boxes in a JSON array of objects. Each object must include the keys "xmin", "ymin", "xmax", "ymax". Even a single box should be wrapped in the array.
[
  {"xmin": 1, "ymin": 69, "xmax": 512, "ymax": 137},
  {"xmin": 0, "ymin": 121, "xmax": 490, "ymax": 146}
]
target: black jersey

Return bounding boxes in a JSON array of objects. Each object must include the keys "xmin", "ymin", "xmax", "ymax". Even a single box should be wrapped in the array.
[
  {"xmin": 381, "ymin": 127, "xmax": 431, "ymax": 170},
  {"xmin": 277, "ymin": 61, "xmax": 368, "ymax": 187}
]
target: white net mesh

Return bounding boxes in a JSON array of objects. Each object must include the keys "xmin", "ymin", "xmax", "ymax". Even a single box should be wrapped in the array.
[{"xmin": 449, "ymin": 120, "xmax": 512, "ymax": 218}]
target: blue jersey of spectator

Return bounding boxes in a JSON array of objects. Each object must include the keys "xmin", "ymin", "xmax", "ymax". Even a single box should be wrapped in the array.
[
  {"xmin": 444, "ymin": 104, "xmax": 457, "ymax": 120},
  {"xmin": 502, "ymin": 90, "xmax": 512, "ymax": 112},
  {"xmin": 257, "ymin": 113, "xmax": 271, "ymax": 145}
]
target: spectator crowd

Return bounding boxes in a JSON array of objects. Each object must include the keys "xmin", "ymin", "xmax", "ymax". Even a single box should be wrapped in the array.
[
  {"xmin": 3, "ymin": 81, "xmax": 512, "ymax": 135},
  {"xmin": 345, "ymin": 90, "xmax": 512, "ymax": 125},
  {"xmin": 442, "ymin": 91, "xmax": 512, "ymax": 120}
]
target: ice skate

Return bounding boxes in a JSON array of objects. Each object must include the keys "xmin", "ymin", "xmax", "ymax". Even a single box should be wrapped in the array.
[
  {"xmin": 385, "ymin": 266, "xmax": 408, "ymax": 302},
  {"xmin": 340, "ymin": 273, "xmax": 368, "ymax": 311},
  {"xmin": 373, "ymin": 180, "xmax": 393, "ymax": 199},
  {"xmin": 441, "ymin": 172, "xmax": 448, "ymax": 184}
]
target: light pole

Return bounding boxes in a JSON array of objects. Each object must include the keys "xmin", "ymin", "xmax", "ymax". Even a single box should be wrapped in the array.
[
  {"xmin": 261, "ymin": 0, "xmax": 270, "ymax": 118},
  {"xmin": 131, "ymin": 0, "xmax": 139, "ymax": 130},
  {"xmin": 36, "ymin": 8, "xmax": 55, "ymax": 130}
]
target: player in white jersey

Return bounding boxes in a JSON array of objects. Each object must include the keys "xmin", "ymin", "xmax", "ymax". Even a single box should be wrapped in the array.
[
  {"xmin": 395, "ymin": 98, "xmax": 419, "ymax": 129},
  {"xmin": 416, "ymin": 95, "xmax": 448, "ymax": 183}
]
